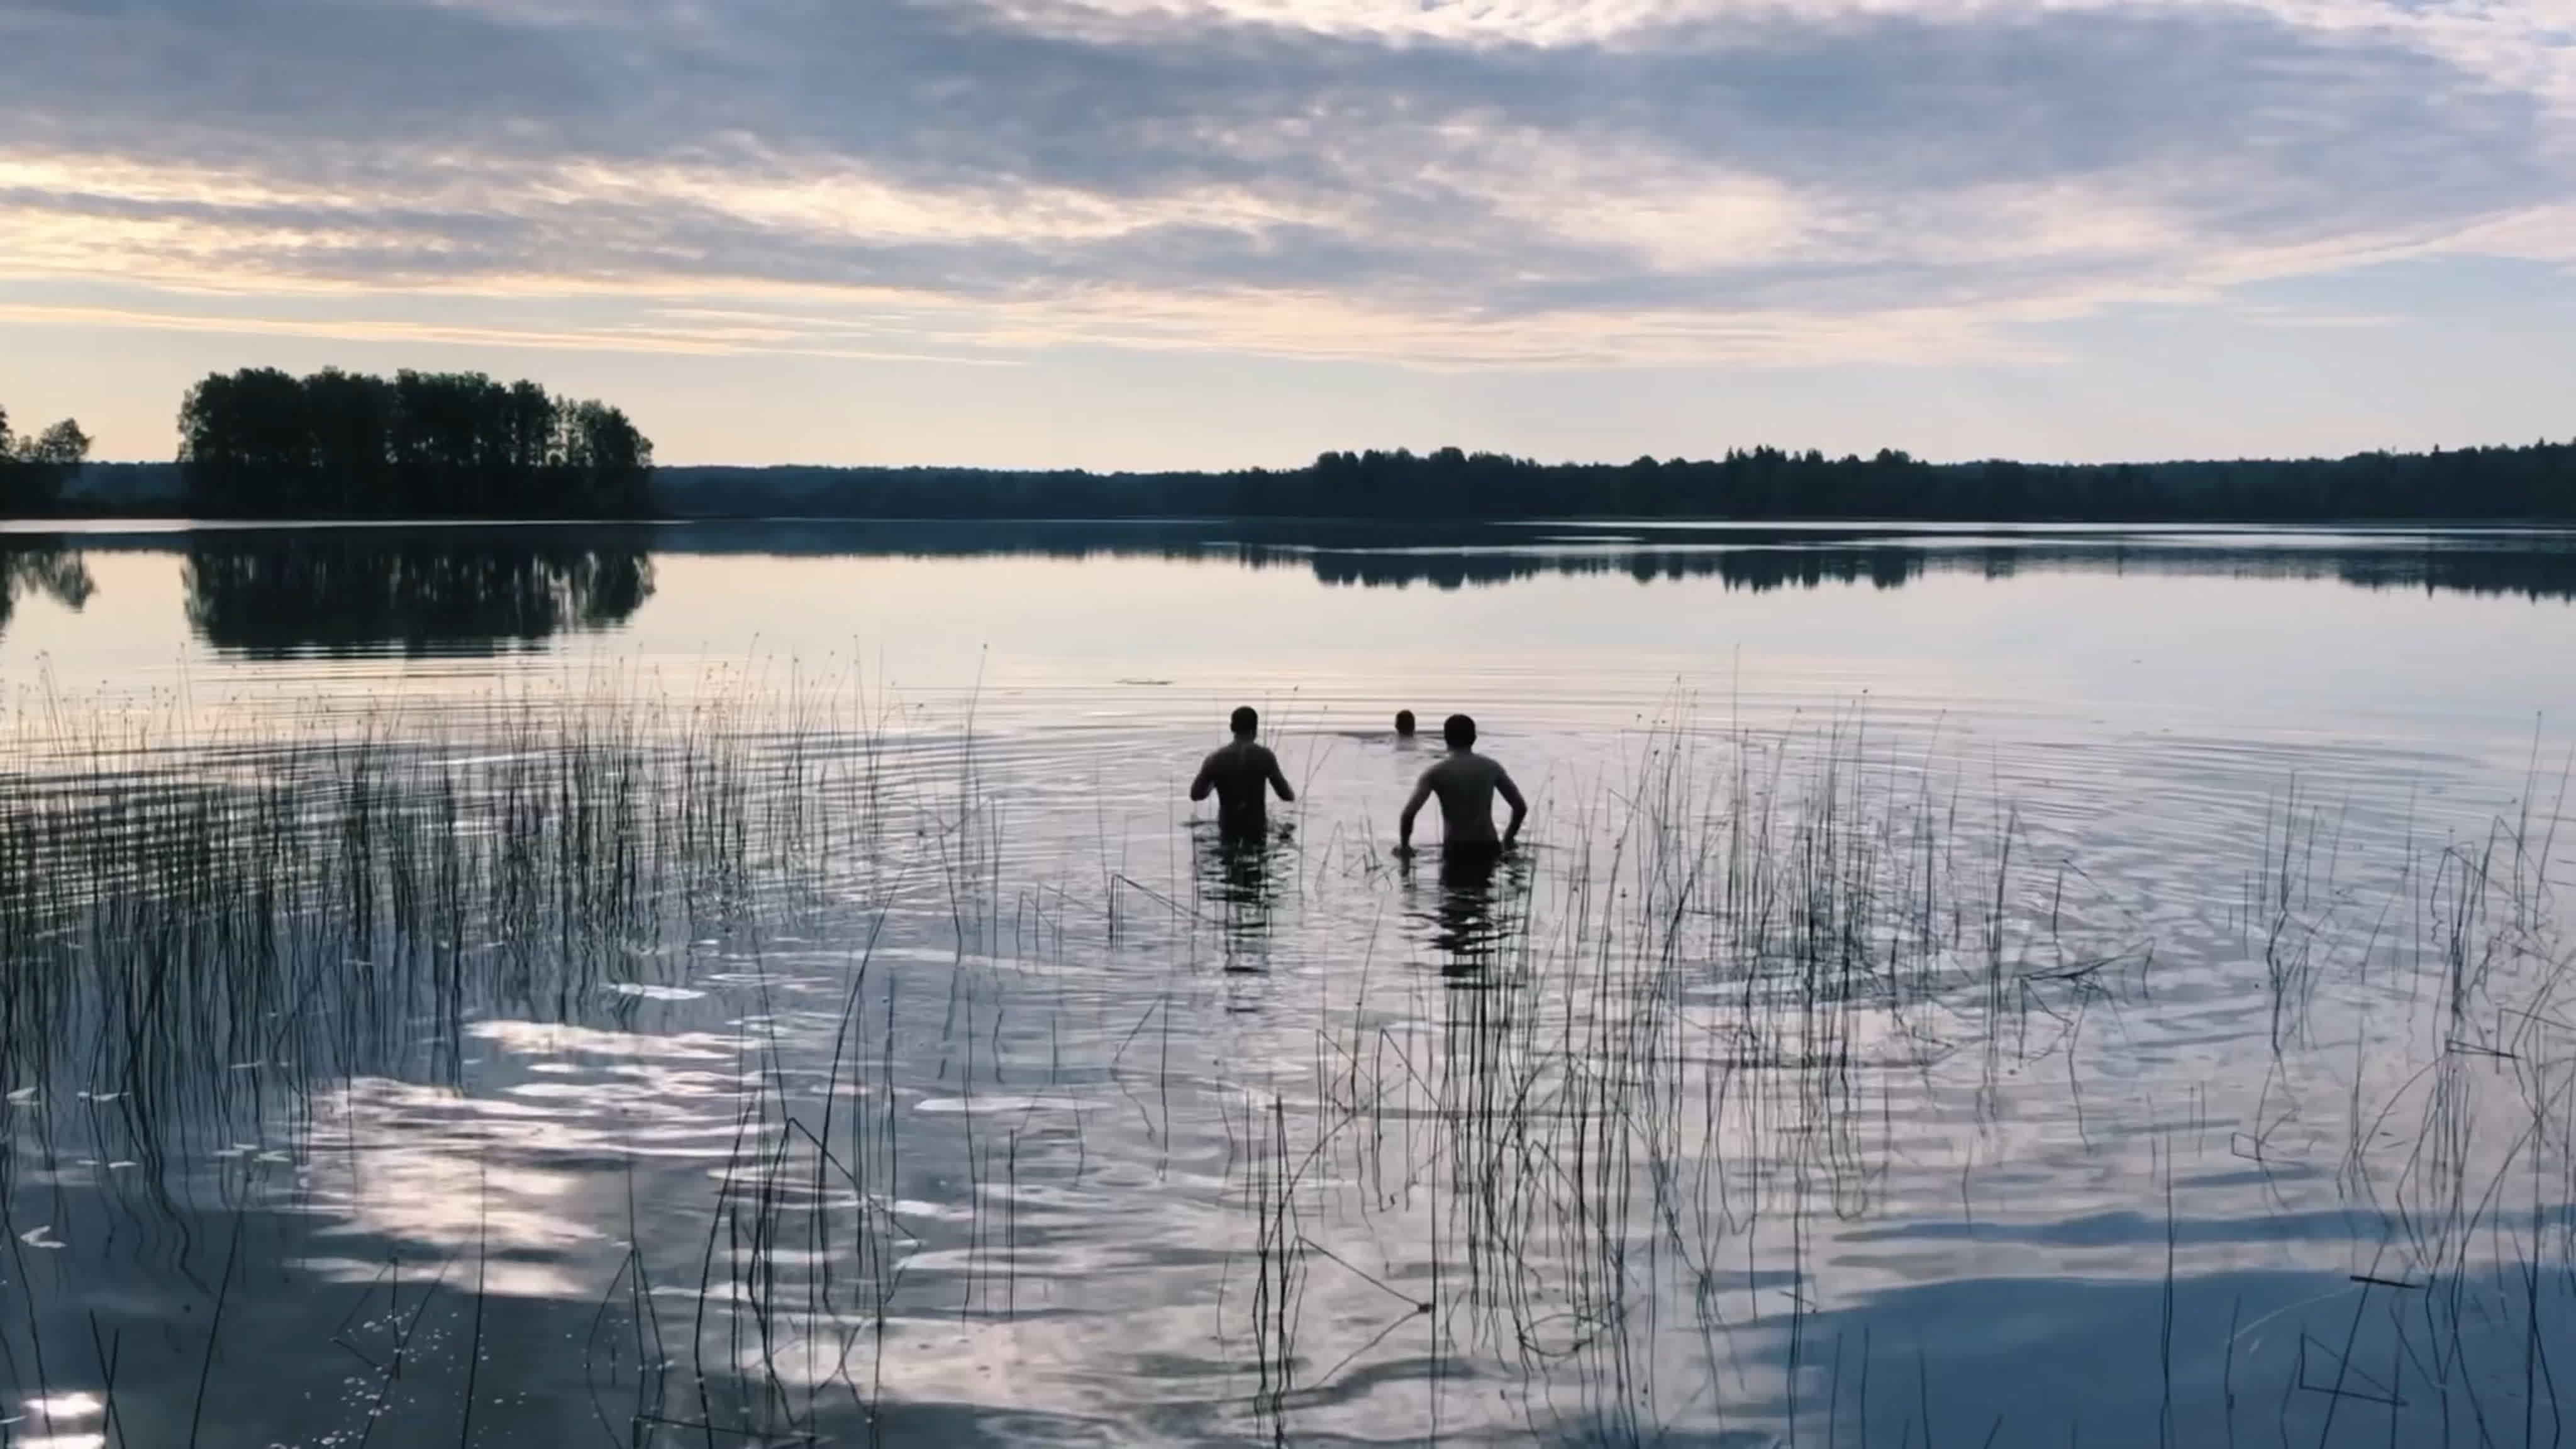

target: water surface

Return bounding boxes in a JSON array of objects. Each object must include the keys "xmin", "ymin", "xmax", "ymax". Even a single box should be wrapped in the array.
[{"xmin": 4, "ymin": 519, "xmax": 2575, "ymax": 1447}]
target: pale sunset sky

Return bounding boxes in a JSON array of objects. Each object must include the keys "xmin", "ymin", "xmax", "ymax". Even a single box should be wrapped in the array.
[{"xmin": 2, "ymin": 0, "xmax": 2572, "ymax": 469}]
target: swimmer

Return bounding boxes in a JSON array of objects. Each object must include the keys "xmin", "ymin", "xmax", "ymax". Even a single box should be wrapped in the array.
[
  {"xmin": 1394, "ymin": 714, "xmax": 1526, "ymax": 858},
  {"xmin": 1190, "ymin": 706, "xmax": 1296, "ymax": 837},
  {"xmin": 1394, "ymin": 709, "xmax": 1417, "ymax": 740}
]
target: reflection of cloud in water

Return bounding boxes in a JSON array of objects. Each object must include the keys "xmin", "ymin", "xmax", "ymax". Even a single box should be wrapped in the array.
[
  {"xmin": 9, "ymin": 1390, "xmax": 108, "ymax": 1449},
  {"xmin": 294, "ymin": 1021, "xmax": 769, "ymax": 1298},
  {"xmin": 914, "ymin": 1094, "xmax": 1098, "ymax": 1116},
  {"xmin": 465, "ymin": 1018, "xmax": 740, "ymax": 1062},
  {"xmin": 1739, "ymin": 1257, "xmax": 2576, "ymax": 1445},
  {"xmin": 606, "ymin": 980, "xmax": 706, "ymax": 1001}
]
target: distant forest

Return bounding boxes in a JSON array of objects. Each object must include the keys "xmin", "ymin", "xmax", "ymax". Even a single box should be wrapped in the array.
[
  {"xmin": 174, "ymin": 368, "xmax": 655, "ymax": 518},
  {"xmin": 665, "ymin": 441, "xmax": 2576, "ymax": 522},
  {"xmin": 7, "ymin": 369, "xmax": 2576, "ymax": 521},
  {"xmin": 0, "ymin": 402, "xmax": 93, "ymax": 514}
]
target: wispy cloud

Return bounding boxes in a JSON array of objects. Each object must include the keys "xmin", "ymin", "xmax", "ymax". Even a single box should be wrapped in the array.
[{"xmin": 1, "ymin": 0, "xmax": 2567, "ymax": 364}]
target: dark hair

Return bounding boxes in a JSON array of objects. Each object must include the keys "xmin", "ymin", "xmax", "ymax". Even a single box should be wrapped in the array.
[
  {"xmin": 1443, "ymin": 713, "xmax": 1476, "ymax": 749},
  {"xmin": 1394, "ymin": 710, "xmax": 1416, "ymax": 735},
  {"xmin": 1230, "ymin": 706, "xmax": 1258, "ymax": 736}
]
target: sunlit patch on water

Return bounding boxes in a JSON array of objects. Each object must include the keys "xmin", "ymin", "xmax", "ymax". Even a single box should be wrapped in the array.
[
  {"xmin": 606, "ymin": 982, "xmax": 708, "ymax": 1001},
  {"xmin": 914, "ymin": 1095, "xmax": 1100, "ymax": 1116}
]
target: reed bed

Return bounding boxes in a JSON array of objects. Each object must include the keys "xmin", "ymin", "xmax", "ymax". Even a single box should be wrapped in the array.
[{"xmin": 0, "ymin": 683, "xmax": 2569, "ymax": 1447}]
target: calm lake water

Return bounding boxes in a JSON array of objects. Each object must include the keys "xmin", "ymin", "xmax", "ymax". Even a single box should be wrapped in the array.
[{"xmin": 5, "ymin": 519, "xmax": 2576, "ymax": 1448}]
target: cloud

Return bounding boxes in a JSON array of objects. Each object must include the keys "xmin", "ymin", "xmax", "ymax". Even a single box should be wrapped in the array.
[{"xmin": 0, "ymin": 0, "xmax": 2567, "ymax": 364}]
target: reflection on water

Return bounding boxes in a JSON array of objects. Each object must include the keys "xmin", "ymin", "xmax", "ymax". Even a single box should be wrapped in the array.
[
  {"xmin": 180, "ymin": 526, "xmax": 654, "ymax": 655},
  {"xmin": 4, "ymin": 524, "xmax": 2576, "ymax": 1446},
  {"xmin": 1400, "ymin": 845, "xmax": 1531, "ymax": 979},
  {"xmin": 0, "ymin": 534, "xmax": 92, "ymax": 639},
  {"xmin": 655, "ymin": 518, "xmax": 2576, "ymax": 599},
  {"xmin": 1192, "ymin": 823, "xmax": 1287, "ymax": 971},
  {"xmin": 3, "ymin": 519, "xmax": 2575, "ymax": 665}
]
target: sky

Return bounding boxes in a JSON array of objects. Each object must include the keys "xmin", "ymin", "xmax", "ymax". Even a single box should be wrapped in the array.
[{"xmin": 1, "ymin": 0, "xmax": 2573, "ymax": 470}]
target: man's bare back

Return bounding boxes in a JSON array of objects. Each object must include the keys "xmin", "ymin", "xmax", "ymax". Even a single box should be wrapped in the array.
[
  {"xmin": 1192, "ymin": 708, "xmax": 1295, "ymax": 835},
  {"xmin": 1397, "ymin": 714, "xmax": 1526, "ymax": 855}
]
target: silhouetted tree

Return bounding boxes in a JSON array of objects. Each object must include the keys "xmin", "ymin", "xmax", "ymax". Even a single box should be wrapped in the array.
[
  {"xmin": 176, "ymin": 368, "xmax": 654, "ymax": 518},
  {"xmin": 0, "ymin": 404, "xmax": 95, "ymax": 516},
  {"xmin": 302, "ymin": 367, "xmax": 397, "ymax": 514},
  {"xmin": 558, "ymin": 400, "xmax": 654, "ymax": 514},
  {"xmin": 178, "ymin": 367, "xmax": 310, "ymax": 513}
]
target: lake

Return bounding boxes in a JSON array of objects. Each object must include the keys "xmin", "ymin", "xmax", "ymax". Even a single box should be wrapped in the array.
[{"xmin": 4, "ymin": 518, "xmax": 2576, "ymax": 1448}]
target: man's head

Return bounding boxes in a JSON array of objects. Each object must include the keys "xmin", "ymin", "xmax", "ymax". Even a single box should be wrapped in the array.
[
  {"xmin": 1443, "ymin": 714, "xmax": 1476, "ymax": 750},
  {"xmin": 1394, "ymin": 710, "xmax": 1416, "ymax": 737},
  {"xmin": 1230, "ymin": 706, "xmax": 1258, "ymax": 739}
]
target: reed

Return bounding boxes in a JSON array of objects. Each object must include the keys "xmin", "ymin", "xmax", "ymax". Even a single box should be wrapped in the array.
[{"xmin": 0, "ymin": 680, "xmax": 2569, "ymax": 1448}]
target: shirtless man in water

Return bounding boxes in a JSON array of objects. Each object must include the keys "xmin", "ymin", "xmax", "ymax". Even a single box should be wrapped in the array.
[
  {"xmin": 1395, "ymin": 714, "xmax": 1527, "ymax": 858},
  {"xmin": 1191, "ymin": 706, "xmax": 1296, "ymax": 836}
]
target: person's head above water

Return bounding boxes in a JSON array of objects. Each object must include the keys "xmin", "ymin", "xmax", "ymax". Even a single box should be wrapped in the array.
[
  {"xmin": 1230, "ymin": 706, "xmax": 1259, "ymax": 739},
  {"xmin": 1444, "ymin": 714, "xmax": 1477, "ymax": 750},
  {"xmin": 1394, "ymin": 710, "xmax": 1416, "ymax": 737}
]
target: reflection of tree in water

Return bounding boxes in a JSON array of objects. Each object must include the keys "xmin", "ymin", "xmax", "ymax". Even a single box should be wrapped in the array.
[
  {"xmin": 646, "ymin": 521, "xmax": 2576, "ymax": 602},
  {"xmin": 184, "ymin": 530, "xmax": 654, "ymax": 655},
  {"xmin": 1311, "ymin": 545, "xmax": 1931, "ymax": 594},
  {"xmin": 1313, "ymin": 537, "xmax": 2576, "ymax": 600},
  {"xmin": 2336, "ymin": 540, "xmax": 2576, "ymax": 601},
  {"xmin": 0, "ymin": 536, "xmax": 96, "ymax": 640}
]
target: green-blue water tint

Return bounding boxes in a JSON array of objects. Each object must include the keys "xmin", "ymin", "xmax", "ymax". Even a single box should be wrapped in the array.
[{"xmin": 3, "ymin": 519, "xmax": 2576, "ymax": 1447}]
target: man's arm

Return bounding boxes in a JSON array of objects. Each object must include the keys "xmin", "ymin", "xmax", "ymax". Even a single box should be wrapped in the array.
[
  {"xmin": 1396, "ymin": 771, "xmax": 1435, "ymax": 853},
  {"xmin": 1497, "ymin": 769, "xmax": 1528, "ymax": 847},
  {"xmin": 1188, "ymin": 751, "xmax": 1217, "ymax": 803},
  {"xmin": 1263, "ymin": 748, "xmax": 1296, "ymax": 803}
]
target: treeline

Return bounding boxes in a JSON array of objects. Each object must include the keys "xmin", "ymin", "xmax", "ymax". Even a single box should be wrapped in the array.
[
  {"xmin": 666, "ymin": 440, "xmax": 2576, "ymax": 521},
  {"xmin": 0, "ymin": 404, "xmax": 93, "ymax": 514},
  {"xmin": 12, "ymin": 366, "xmax": 2576, "ymax": 522},
  {"xmin": 177, "ymin": 368, "xmax": 654, "ymax": 518}
]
